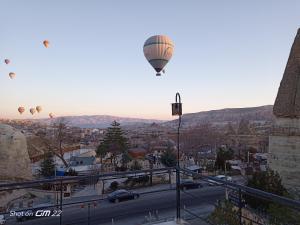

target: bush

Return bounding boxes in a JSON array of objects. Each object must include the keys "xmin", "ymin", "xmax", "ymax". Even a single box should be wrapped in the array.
[
  {"xmin": 65, "ymin": 168, "xmax": 78, "ymax": 176},
  {"xmin": 110, "ymin": 181, "xmax": 119, "ymax": 191}
]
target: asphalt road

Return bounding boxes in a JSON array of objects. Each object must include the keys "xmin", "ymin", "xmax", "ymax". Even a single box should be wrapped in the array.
[{"xmin": 5, "ymin": 186, "xmax": 225, "ymax": 225}]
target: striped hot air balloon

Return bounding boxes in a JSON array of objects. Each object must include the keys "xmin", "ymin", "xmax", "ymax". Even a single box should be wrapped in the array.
[{"xmin": 143, "ymin": 35, "xmax": 174, "ymax": 76}]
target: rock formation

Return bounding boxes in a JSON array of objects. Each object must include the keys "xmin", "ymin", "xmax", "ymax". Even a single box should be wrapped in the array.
[
  {"xmin": 269, "ymin": 29, "xmax": 300, "ymax": 197},
  {"xmin": 0, "ymin": 124, "xmax": 32, "ymax": 181},
  {"xmin": 273, "ymin": 28, "xmax": 300, "ymax": 117}
]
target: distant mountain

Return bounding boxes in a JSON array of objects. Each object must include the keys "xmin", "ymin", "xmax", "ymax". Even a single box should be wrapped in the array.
[
  {"xmin": 163, "ymin": 105, "xmax": 274, "ymax": 128},
  {"xmin": 39, "ymin": 115, "xmax": 165, "ymax": 128}
]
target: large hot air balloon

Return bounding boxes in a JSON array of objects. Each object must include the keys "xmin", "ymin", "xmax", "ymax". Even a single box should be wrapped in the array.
[
  {"xmin": 30, "ymin": 108, "xmax": 36, "ymax": 115},
  {"xmin": 43, "ymin": 40, "xmax": 50, "ymax": 48},
  {"xmin": 36, "ymin": 106, "xmax": 42, "ymax": 113},
  {"xmin": 18, "ymin": 107, "xmax": 25, "ymax": 114},
  {"xmin": 4, "ymin": 59, "xmax": 10, "ymax": 64},
  {"xmin": 143, "ymin": 35, "xmax": 174, "ymax": 76},
  {"xmin": 49, "ymin": 113, "xmax": 54, "ymax": 119},
  {"xmin": 9, "ymin": 72, "xmax": 16, "ymax": 79}
]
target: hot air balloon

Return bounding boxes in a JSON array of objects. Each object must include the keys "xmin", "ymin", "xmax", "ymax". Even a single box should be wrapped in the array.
[
  {"xmin": 30, "ymin": 108, "xmax": 36, "ymax": 115},
  {"xmin": 49, "ymin": 113, "xmax": 54, "ymax": 119},
  {"xmin": 18, "ymin": 107, "xmax": 25, "ymax": 114},
  {"xmin": 143, "ymin": 35, "xmax": 174, "ymax": 76},
  {"xmin": 9, "ymin": 72, "xmax": 16, "ymax": 79},
  {"xmin": 43, "ymin": 40, "xmax": 49, "ymax": 48},
  {"xmin": 4, "ymin": 59, "xmax": 10, "ymax": 64},
  {"xmin": 36, "ymin": 106, "xmax": 42, "ymax": 113}
]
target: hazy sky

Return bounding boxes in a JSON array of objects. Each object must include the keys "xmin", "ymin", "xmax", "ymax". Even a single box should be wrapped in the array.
[{"xmin": 1, "ymin": 1, "xmax": 300, "ymax": 120}]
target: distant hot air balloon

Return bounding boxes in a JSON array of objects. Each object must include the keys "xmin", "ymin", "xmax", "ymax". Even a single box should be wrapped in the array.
[
  {"xmin": 43, "ymin": 40, "xmax": 49, "ymax": 48},
  {"xmin": 143, "ymin": 35, "xmax": 174, "ymax": 76},
  {"xmin": 4, "ymin": 59, "xmax": 10, "ymax": 64},
  {"xmin": 9, "ymin": 72, "xmax": 16, "ymax": 79},
  {"xmin": 49, "ymin": 113, "xmax": 54, "ymax": 118},
  {"xmin": 30, "ymin": 108, "xmax": 36, "ymax": 115},
  {"xmin": 36, "ymin": 106, "xmax": 42, "ymax": 113},
  {"xmin": 18, "ymin": 107, "xmax": 25, "ymax": 114}
]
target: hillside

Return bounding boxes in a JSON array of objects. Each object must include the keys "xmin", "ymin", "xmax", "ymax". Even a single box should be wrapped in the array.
[
  {"xmin": 163, "ymin": 105, "xmax": 274, "ymax": 128},
  {"xmin": 39, "ymin": 115, "xmax": 165, "ymax": 128}
]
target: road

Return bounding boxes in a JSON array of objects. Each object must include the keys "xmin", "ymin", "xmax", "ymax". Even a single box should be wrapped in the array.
[{"xmin": 5, "ymin": 186, "xmax": 225, "ymax": 225}]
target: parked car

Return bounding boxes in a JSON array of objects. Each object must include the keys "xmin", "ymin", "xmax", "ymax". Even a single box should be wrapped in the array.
[
  {"xmin": 108, "ymin": 189, "xmax": 140, "ymax": 203},
  {"xmin": 0, "ymin": 215, "xmax": 6, "ymax": 225},
  {"xmin": 180, "ymin": 180, "xmax": 202, "ymax": 190}
]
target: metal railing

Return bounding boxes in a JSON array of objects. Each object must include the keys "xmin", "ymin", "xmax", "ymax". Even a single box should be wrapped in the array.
[{"xmin": 1, "ymin": 167, "xmax": 300, "ymax": 225}]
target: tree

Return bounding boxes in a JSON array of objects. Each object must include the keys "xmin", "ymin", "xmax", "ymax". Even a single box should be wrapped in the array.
[
  {"xmin": 97, "ymin": 121, "xmax": 130, "ymax": 165},
  {"xmin": 209, "ymin": 200, "xmax": 239, "ymax": 225},
  {"xmin": 246, "ymin": 170, "xmax": 287, "ymax": 210},
  {"xmin": 160, "ymin": 148, "xmax": 177, "ymax": 167},
  {"xmin": 121, "ymin": 150, "xmax": 132, "ymax": 168},
  {"xmin": 215, "ymin": 146, "xmax": 234, "ymax": 171},
  {"xmin": 39, "ymin": 152, "xmax": 55, "ymax": 177},
  {"xmin": 245, "ymin": 170, "xmax": 300, "ymax": 225},
  {"xmin": 130, "ymin": 160, "xmax": 142, "ymax": 171},
  {"xmin": 35, "ymin": 117, "xmax": 72, "ymax": 168},
  {"xmin": 96, "ymin": 144, "xmax": 107, "ymax": 164}
]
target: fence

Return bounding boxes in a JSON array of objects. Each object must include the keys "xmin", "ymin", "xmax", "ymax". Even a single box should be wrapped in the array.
[{"xmin": 1, "ymin": 167, "xmax": 300, "ymax": 225}]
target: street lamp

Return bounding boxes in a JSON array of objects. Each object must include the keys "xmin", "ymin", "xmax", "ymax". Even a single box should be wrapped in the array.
[{"xmin": 172, "ymin": 92, "xmax": 182, "ymax": 220}]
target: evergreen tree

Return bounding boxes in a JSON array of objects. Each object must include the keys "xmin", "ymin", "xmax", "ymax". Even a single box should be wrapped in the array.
[
  {"xmin": 215, "ymin": 146, "xmax": 234, "ymax": 171},
  {"xmin": 39, "ymin": 152, "xmax": 55, "ymax": 177},
  {"xmin": 97, "ymin": 121, "xmax": 130, "ymax": 165},
  {"xmin": 160, "ymin": 148, "xmax": 177, "ymax": 167}
]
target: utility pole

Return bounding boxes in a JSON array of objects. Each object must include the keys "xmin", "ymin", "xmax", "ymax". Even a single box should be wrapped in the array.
[{"xmin": 172, "ymin": 92, "xmax": 182, "ymax": 221}]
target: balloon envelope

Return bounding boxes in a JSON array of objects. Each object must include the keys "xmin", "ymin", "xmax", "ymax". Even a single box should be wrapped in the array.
[
  {"xmin": 30, "ymin": 108, "xmax": 36, "ymax": 115},
  {"xmin": 49, "ymin": 113, "xmax": 54, "ymax": 118},
  {"xmin": 36, "ymin": 106, "xmax": 42, "ymax": 113},
  {"xmin": 18, "ymin": 107, "xmax": 25, "ymax": 114},
  {"xmin": 9, "ymin": 72, "xmax": 16, "ymax": 79},
  {"xmin": 43, "ymin": 40, "xmax": 49, "ymax": 48},
  {"xmin": 143, "ymin": 35, "xmax": 174, "ymax": 76},
  {"xmin": 4, "ymin": 59, "xmax": 10, "ymax": 64}
]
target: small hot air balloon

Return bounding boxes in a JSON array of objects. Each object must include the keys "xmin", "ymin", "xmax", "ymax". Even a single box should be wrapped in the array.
[
  {"xmin": 36, "ymin": 106, "xmax": 42, "ymax": 113},
  {"xmin": 43, "ymin": 40, "xmax": 50, "ymax": 48},
  {"xmin": 9, "ymin": 72, "xmax": 16, "ymax": 79},
  {"xmin": 18, "ymin": 107, "xmax": 25, "ymax": 114},
  {"xmin": 143, "ymin": 35, "xmax": 174, "ymax": 76},
  {"xmin": 4, "ymin": 59, "xmax": 10, "ymax": 64},
  {"xmin": 49, "ymin": 113, "xmax": 54, "ymax": 119},
  {"xmin": 30, "ymin": 108, "xmax": 36, "ymax": 115}
]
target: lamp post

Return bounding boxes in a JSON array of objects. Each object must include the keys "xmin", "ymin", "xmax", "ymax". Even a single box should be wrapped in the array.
[{"xmin": 172, "ymin": 92, "xmax": 182, "ymax": 220}]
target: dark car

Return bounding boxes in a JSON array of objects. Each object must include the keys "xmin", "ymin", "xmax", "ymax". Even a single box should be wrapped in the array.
[
  {"xmin": 180, "ymin": 180, "xmax": 202, "ymax": 190},
  {"xmin": 108, "ymin": 189, "xmax": 140, "ymax": 203}
]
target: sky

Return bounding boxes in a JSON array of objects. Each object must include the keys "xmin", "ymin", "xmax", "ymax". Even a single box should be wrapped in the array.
[{"xmin": 1, "ymin": 0, "xmax": 300, "ymax": 120}]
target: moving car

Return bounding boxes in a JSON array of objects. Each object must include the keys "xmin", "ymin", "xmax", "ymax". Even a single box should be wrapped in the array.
[
  {"xmin": 208, "ymin": 175, "xmax": 232, "ymax": 186},
  {"xmin": 108, "ymin": 189, "xmax": 140, "ymax": 203},
  {"xmin": 180, "ymin": 180, "xmax": 202, "ymax": 190}
]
